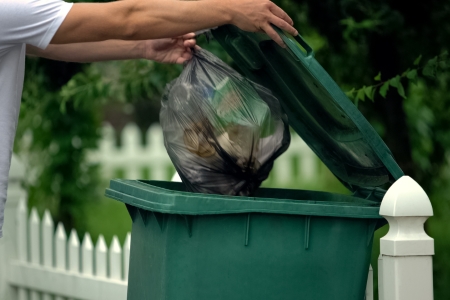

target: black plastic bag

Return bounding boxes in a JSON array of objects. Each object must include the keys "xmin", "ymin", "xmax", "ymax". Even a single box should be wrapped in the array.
[{"xmin": 160, "ymin": 49, "xmax": 290, "ymax": 196}]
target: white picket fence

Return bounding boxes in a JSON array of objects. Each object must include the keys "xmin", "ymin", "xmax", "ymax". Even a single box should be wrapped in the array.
[
  {"xmin": 18, "ymin": 122, "xmax": 324, "ymax": 188},
  {"xmin": 87, "ymin": 123, "xmax": 321, "ymax": 186},
  {"xmin": 0, "ymin": 156, "xmax": 130, "ymax": 300},
  {"xmin": 11, "ymin": 204, "xmax": 129, "ymax": 300},
  {"xmin": 2, "ymin": 135, "xmax": 435, "ymax": 300}
]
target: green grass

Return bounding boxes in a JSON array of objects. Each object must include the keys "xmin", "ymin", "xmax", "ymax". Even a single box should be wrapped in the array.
[{"xmin": 81, "ymin": 189, "xmax": 132, "ymax": 246}]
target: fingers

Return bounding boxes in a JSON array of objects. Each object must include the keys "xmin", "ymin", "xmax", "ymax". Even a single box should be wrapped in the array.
[
  {"xmin": 181, "ymin": 32, "xmax": 196, "ymax": 40},
  {"xmin": 178, "ymin": 45, "xmax": 202, "ymax": 64},
  {"xmin": 269, "ymin": 15, "xmax": 298, "ymax": 37},
  {"xmin": 262, "ymin": 24, "xmax": 286, "ymax": 48},
  {"xmin": 268, "ymin": 2, "xmax": 294, "ymax": 26},
  {"xmin": 177, "ymin": 51, "xmax": 194, "ymax": 64},
  {"xmin": 183, "ymin": 38, "xmax": 196, "ymax": 48}
]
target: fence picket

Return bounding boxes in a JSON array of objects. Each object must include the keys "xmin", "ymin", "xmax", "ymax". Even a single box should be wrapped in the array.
[
  {"xmin": 122, "ymin": 124, "xmax": 142, "ymax": 179},
  {"xmin": 29, "ymin": 208, "xmax": 41, "ymax": 300},
  {"xmin": 55, "ymin": 223, "xmax": 67, "ymax": 300},
  {"xmin": 82, "ymin": 233, "xmax": 94, "ymax": 276},
  {"xmin": 17, "ymin": 198, "xmax": 28, "ymax": 262},
  {"xmin": 18, "ymin": 289, "xmax": 28, "ymax": 300},
  {"xmin": 147, "ymin": 124, "xmax": 169, "ymax": 180},
  {"xmin": 16, "ymin": 198, "xmax": 29, "ymax": 300},
  {"xmin": 42, "ymin": 210, "xmax": 55, "ymax": 300},
  {"xmin": 42, "ymin": 291, "xmax": 53, "ymax": 300},
  {"xmin": 122, "ymin": 123, "xmax": 141, "ymax": 156},
  {"xmin": 99, "ymin": 123, "xmax": 115, "ymax": 155},
  {"xmin": 27, "ymin": 123, "xmax": 326, "ymax": 190},
  {"xmin": 95, "ymin": 235, "xmax": 107, "ymax": 278},
  {"xmin": 109, "ymin": 236, "xmax": 122, "ymax": 280},
  {"xmin": 68, "ymin": 229, "xmax": 80, "ymax": 273},
  {"xmin": 42, "ymin": 210, "xmax": 54, "ymax": 267},
  {"xmin": 16, "ymin": 198, "xmax": 28, "ymax": 300},
  {"xmin": 29, "ymin": 208, "xmax": 41, "ymax": 265},
  {"xmin": 55, "ymin": 223, "xmax": 67, "ymax": 270},
  {"xmin": 123, "ymin": 233, "xmax": 131, "ymax": 281}
]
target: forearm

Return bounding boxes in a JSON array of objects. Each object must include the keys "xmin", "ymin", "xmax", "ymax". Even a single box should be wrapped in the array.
[
  {"xmin": 52, "ymin": 0, "xmax": 231, "ymax": 44},
  {"xmin": 27, "ymin": 40, "xmax": 144, "ymax": 63},
  {"xmin": 121, "ymin": 0, "xmax": 232, "ymax": 40}
]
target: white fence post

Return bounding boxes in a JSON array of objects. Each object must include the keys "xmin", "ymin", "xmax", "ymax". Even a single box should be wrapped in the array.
[
  {"xmin": 378, "ymin": 176, "xmax": 434, "ymax": 300},
  {"xmin": 0, "ymin": 155, "xmax": 27, "ymax": 300}
]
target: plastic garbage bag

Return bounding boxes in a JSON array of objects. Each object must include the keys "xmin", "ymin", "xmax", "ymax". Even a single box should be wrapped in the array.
[{"xmin": 160, "ymin": 49, "xmax": 290, "ymax": 196}]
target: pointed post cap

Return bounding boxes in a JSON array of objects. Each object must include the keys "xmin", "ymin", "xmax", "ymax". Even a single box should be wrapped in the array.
[
  {"xmin": 380, "ymin": 176, "xmax": 433, "ymax": 217},
  {"xmin": 9, "ymin": 154, "xmax": 25, "ymax": 181}
]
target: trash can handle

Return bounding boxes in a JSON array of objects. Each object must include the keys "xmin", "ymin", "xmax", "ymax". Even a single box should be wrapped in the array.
[{"xmin": 273, "ymin": 26, "xmax": 314, "ymax": 58}]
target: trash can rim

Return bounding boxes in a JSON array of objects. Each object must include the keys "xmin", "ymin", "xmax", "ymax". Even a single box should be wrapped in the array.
[{"xmin": 105, "ymin": 179, "xmax": 383, "ymax": 219}]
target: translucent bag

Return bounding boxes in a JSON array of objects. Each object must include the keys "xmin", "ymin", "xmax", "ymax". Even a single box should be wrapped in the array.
[{"xmin": 160, "ymin": 49, "xmax": 290, "ymax": 196}]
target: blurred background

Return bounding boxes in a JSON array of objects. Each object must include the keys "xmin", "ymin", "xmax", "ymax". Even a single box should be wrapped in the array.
[{"xmin": 12, "ymin": 0, "xmax": 449, "ymax": 298}]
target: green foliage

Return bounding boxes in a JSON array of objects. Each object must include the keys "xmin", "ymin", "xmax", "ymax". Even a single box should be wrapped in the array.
[
  {"xmin": 414, "ymin": 55, "xmax": 422, "ymax": 66},
  {"xmin": 346, "ymin": 52, "xmax": 449, "ymax": 103},
  {"xmin": 15, "ymin": 0, "xmax": 450, "ymax": 296},
  {"xmin": 374, "ymin": 72, "xmax": 381, "ymax": 81},
  {"xmin": 379, "ymin": 82, "xmax": 390, "ymax": 98},
  {"xmin": 16, "ymin": 58, "xmax": 102, "ymax": 232}
]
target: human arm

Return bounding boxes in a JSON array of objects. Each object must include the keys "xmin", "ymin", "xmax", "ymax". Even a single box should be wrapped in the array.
[
  {"xmin": 52, "ymin": 0, "xmax": 297, "ymax": 48},
  {"xmin": 27, "ymin": 34, "xmax": 197, "ymax": 64}
]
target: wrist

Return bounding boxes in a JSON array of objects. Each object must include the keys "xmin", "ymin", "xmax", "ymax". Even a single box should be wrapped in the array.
[
  {"xmin": 217, "ymin": 1, "xmax": 233, "ymax": 25},
  {"xmin": 201, "ymin": 0, "xmax": 233, "ymax": 26},
  {"xmin": 136, "ymin": 40, "xmax": 147, "ymax": 59}
]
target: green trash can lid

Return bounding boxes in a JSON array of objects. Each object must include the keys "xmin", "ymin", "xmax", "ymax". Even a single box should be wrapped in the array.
[{"xmin": 211, "ymin": 26, "xmax": 404, "ymax": 196}]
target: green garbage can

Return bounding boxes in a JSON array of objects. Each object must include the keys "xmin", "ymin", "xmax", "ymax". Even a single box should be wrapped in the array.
[{"xmin": 105, "ymin": 25, "xmax": 404, "ymax": 300}]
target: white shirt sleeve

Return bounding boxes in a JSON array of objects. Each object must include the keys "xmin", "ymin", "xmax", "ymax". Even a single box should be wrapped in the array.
[{"xmin": 0, "ymin": 0, "xmax": 73, "ymax": 49}]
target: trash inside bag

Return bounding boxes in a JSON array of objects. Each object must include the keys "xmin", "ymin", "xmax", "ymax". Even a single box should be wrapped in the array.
[{"xmin": 160, "ymin": 49, "xmax": 290, "ymax": 196}]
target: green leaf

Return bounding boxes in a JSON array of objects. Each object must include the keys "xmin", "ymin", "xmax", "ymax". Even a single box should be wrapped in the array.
[
  {"xmin": 427, "ymin": 56, "xmax": 438, "ymax": 66},
  {"xmin": 423, "ymin": 56, "xmax": 439, "ymax": 77},
  {"xmin": 364, "ymin": 86, "xmax": 374, "ymax": 101},
  {"xmin": 413, "ymin": 55, "xmax": 422, "ymax": 66},
  {"xmin": 401, "ymin": 68, "xmax": 411, "ymax": 77},
  {"xmin": 356, "ymin": 88, "xmax": 366, "ymax": 102},
  {"xmin": 380, "ymin": 81, "xmax": 390, "ymax": 98},
  {"xmin": 407, "ymin": 69, "xmax": 418, "ymax": 79},
  {"xmin": 396, "ymin": 82, "xmax": 406, "ymax": 99},
  {"xmin": 374, "ymin": 72, "xmax": 381, "ymax": 81},
  {"xmin": 407, "ymin": 69, "xmax": 418, "ymax": 85},
  {"xmin": 389, "ymin": 75, "xmax": 401, "ymax": 88},
  {"xmin": 371, "ymin": 87, "xmax": 377, "ymax": 100},
  {"xmin": 345, "ymin": 88, "xmax": 356, "ymax": 98}
]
